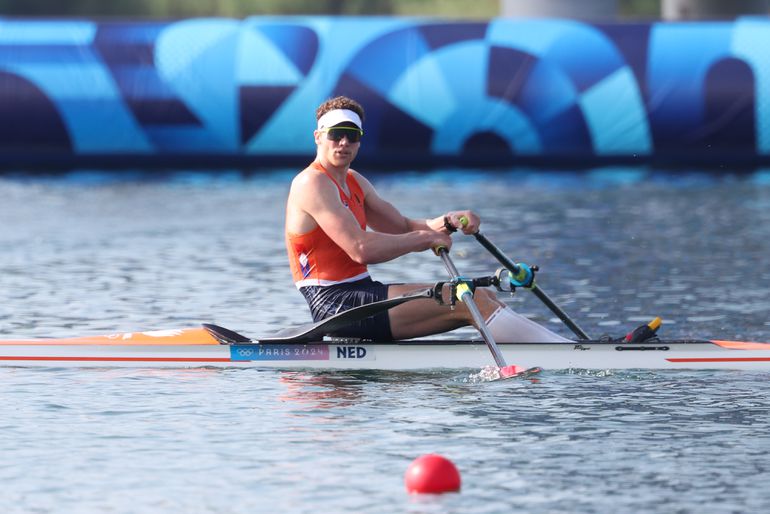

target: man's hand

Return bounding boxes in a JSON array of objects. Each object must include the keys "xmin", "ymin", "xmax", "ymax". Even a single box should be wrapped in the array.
[
  {"xmin": 444, "ymin": 210, "xmax": 480, "ymax": 235},
  {"xmin": 419, "ymin": 230, "xmax": 452, "ymax": 252}
]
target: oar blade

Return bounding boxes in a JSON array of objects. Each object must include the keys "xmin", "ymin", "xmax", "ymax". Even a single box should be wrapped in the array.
[
  {"xmin": 499, "ymin": 365, "xmax": 542, "ymax": 379},
  {"xmin": 469, "ymin": 365, "xmax": 542, "ymax": 382}
]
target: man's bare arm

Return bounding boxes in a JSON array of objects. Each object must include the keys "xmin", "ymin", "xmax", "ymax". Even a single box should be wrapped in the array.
[
  {"xmin": 292, "ymin": 172, "xmax": 451, "ymax": 264},
  {"xmin": 352, "ymin": 172, "xmax": 481, "ymax": 235}
]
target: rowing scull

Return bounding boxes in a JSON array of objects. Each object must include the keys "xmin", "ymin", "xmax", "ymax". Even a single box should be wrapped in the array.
[{"xmin": 0, "ymin": 326, "xmax": 768, "ymax": 370}]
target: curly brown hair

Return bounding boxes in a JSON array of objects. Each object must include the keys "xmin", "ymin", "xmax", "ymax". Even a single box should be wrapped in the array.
[{"xmin": 315, "ymin": 96, "xmax": 365, "ymax": 123}]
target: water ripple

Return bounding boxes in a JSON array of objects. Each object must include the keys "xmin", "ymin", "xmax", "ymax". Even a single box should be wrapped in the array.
[{"xmin": 2, "ymin": 170, "xmax": 770, "ymax": 512}]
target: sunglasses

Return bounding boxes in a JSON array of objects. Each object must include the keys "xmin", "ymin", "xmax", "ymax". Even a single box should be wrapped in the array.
[{"xmin": 323, "ymin": 126, "xmax": 363, "ymax": 143}]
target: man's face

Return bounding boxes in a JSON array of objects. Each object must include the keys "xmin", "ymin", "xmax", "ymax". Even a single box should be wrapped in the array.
[{"xmin": 315, "ymin": 123, "xmax": 361, "ymax": 168}]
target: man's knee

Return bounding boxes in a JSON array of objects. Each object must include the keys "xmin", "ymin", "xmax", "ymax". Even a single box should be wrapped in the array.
[
  {"xmin": 469, "ymin": 288, "xmax": 503, "ymax": 319},
  {"xmin": 474, "ymin": 288, "xmax": 500, "ymax": 305}
]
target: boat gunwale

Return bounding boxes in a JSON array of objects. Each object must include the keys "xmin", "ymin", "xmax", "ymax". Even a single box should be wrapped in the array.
[{"xmin": 0, "ymin": 338, "xmax": 752, "ymax": 348}]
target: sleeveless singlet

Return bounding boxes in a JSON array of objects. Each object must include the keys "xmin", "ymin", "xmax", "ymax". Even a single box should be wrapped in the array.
[{"xmin": 286, "ymin": 162, "xmax": 369, "ymax": 288}]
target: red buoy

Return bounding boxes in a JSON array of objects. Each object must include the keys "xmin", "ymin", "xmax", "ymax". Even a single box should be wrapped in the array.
[{"xmin": 404, "ymin": 454, "xmax": 461, "ymax": 494}]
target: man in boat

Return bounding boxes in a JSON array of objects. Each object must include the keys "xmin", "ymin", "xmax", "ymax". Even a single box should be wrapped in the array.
[{"xmin": 285, "ymin": 96, "xmax": 570, "ymax": 343}]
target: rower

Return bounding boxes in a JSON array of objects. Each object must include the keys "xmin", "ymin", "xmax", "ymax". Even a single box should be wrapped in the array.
[{"xmin": 284, "ymin": 95, "xmax": 570, "ymax": 343}]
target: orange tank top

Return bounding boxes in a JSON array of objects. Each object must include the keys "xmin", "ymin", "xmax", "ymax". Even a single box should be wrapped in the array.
[{"xmin": 286, "ymin": 162, "xmax": 369, "ymax": 288}]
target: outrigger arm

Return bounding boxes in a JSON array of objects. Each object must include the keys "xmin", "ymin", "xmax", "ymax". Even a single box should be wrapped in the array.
[{"xmin": 471, "ymin": 231, "xmax": 591, "ymax": 341}]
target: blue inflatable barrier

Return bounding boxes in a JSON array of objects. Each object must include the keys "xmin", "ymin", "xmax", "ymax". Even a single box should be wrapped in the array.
[{"xmin": 0, "ymin": 16, "xmax": 765, "ymax": 168}]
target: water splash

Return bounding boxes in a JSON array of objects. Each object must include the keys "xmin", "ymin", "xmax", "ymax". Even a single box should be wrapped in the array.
[{"xmin": 463, "ymin": 365, "xmax": 503, "ymax": 383}]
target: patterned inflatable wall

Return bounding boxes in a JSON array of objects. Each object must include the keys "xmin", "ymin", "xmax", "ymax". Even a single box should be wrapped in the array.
[{"xmin": 0, "ymin": 17, "xmax": 765, "ymax": 168}]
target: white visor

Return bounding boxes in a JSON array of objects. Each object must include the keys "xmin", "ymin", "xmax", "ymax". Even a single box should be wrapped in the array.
[{"xmin": 317, "ymin": 109, "xmax": 362, "ymax": 130}]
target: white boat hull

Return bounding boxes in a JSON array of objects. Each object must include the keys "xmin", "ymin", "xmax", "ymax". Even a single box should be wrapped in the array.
[{"xmin": 1, "ymin": 334, "xmax": 770, "ymax": 370}]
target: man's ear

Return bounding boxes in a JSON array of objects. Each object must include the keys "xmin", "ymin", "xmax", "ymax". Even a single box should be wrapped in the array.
[{"xmin": 313, "ymin": 130, "xmax": 322, "ymax": 145}]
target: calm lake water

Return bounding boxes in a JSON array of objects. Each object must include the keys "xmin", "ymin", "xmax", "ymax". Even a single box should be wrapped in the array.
[{"xmin": 1, "ymin": 168, "xmax": 769, "ymax": 513}]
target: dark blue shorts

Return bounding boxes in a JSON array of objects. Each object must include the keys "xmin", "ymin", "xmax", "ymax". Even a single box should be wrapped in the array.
[{"xmin": 299, "ymin": 277, "xmax": 393, "ymax": 341}]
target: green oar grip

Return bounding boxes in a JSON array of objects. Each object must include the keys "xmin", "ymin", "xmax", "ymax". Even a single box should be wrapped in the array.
[
  {"xmin": 455, "ymin": 281, "xmax": 472, "ymax": 301},
  {"xmin": 444, "ymin": 215, "xmax": 469, "ymax": 233}
]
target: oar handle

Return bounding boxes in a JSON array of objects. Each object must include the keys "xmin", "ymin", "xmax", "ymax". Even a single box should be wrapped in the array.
[
  {"xmin": 444, "ymin": 214, "xmax": 470, "ymax": 233},
  {"xmin": 432, "ymin": 215, "xmax": 468, "ymax": 255}
]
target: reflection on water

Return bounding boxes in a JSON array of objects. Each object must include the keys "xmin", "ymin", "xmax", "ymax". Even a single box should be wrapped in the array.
[{"xmin": 278, "ymin": 372, "xmax": 367, "ymax": 410}]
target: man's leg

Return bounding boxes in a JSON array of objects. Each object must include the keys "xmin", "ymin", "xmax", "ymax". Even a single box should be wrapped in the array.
[
  {"xmin": 386, "ymin": 283, "xmax": 500, "ymax": 340},
  {"xmin": 483, "ymin": 305, "xmax": 572, "ymax": 342},
  {"xmin": 387, "ymin": 283, "xmax": 571, "ymax": 342}
]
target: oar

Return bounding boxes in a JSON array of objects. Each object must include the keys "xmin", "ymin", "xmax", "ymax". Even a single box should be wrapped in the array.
[
  {"xmin": 435, "ymin": 246, "xmax": 522, "ymax": 378},
  {"xmin": 470, "ymin": 230, "xmax": 590, "ymax": 341}
]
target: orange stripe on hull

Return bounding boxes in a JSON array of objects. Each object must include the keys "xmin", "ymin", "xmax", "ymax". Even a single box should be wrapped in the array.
[
  {"xmin": 0, "ymin": 328, "xmax": 221, "ymax": 346},
  {"xmin": 710, "ymin": 340, "xmax": 770, "ymax": 350},
  {"xmin": 0, "ymin": 356, "xmax": 232, "ymax": 362}
]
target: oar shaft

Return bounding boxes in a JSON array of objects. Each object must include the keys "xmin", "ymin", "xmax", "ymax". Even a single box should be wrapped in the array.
[
  {"xmin": 439, "ymin": 248, "xmax": 461, "ymax": 277},
  {"xmin": 462, "ymin": 296, "xmax": 505, "ymax": 367},
  {"xmin": 472, "ymin": 232, "xmax": 591, "ymax": 341},
  {"xmin": 530, "ymin": 287, "xmax": 589, "ymax": 340},
  {"xmin": 438, "ymin": 249, "xmax": 508, "ymax": 368}
]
